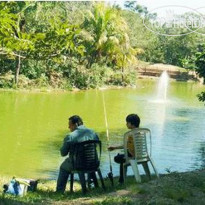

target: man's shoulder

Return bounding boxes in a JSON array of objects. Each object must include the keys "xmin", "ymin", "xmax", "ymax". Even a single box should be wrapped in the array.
[
  {"xmin": 77, "ymin": 126, "xmax": 96, "ymax": 134},
  {"xmin": 63, "ymin": 133, "xmax": 76, "ymax": 143},
  {"xmin": 85, "ymin": 127, "xmax": 98, "ymax": 137},
  {"xmin": 77, "ymin": 126, "xmax": 99, "ymax": 141}
]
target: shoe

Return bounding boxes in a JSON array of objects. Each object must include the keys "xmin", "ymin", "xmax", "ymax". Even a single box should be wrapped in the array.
[{"xmin": 55, "ymin": 190, "xmax": 65, "ymax": 195}]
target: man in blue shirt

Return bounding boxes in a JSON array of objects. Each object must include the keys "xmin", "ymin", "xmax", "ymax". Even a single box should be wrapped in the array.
[{"xmin": 56, "ymin": 115, "xmax": 99, "ymax": 193}]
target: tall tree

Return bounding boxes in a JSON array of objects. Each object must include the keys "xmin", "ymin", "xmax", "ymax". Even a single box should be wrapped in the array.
[
  {"xmin": 0, "ymin": 2, "xmax": 36, "ymax": 84},
  {"xmin": 81, "ymin": 2, "xmax": 137, "ymax": 74}
]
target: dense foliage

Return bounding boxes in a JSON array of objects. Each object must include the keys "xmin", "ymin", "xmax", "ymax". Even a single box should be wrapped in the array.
[
  {"xmin": 196, "ymin": 48, "xmax": 205, "ymax": 102},
  {"xmin": 0, "ymin": 1, "xmax": 205, "ymax": 95},
  {"xmin": 0, "ymin": 2, "xmax": 137, "ymax": 89}
]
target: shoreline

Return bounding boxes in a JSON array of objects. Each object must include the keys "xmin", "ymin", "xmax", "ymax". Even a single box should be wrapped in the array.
[{"xmin": 0, "ymin": 77, "xmax": 201, "ymax": 94}]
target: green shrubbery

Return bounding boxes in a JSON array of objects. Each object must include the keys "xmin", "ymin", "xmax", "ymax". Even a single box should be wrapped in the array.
[
  {"xmin": 67, "ymin": 64, "xmax": 137, "ymax": 89},
  {"xmin": 0, "ymin": 2, "xmax": 139, "ymax": 91},
  {"xmin": 70, "ymin": 64, "xmax": 112, "ymax": 89},
  {"xmin": 108, "ymin": 70, "xmax": 136, "ymax": 86},
  {"xmin": 0, "ymin": 71, "xmax": 14, "ymax": 88},
  {"xmin": 0, "ymin": 64, "xmax": 138, "ymax": 90}
]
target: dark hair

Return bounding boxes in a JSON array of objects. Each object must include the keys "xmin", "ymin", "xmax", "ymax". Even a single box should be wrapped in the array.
[
  {"xmin": 69, "ymin": 115, "xmax": 83, "ymax": 126},
  {"xmin": 126, "ymin": 114, "xmax": 140, "ymax": 127}
]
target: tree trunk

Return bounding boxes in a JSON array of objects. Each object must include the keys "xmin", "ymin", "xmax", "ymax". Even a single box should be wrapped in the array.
[
  {"xmin": 121, "ymin": 56, "xmax": 125, "ymax": 84},
  {"xmin": 121, "ymin": 67, "xmax": 124, "ymax": 83},
  {"xmin": 15, "ymin": 55, "xmax": 21, "ymax": 85}
]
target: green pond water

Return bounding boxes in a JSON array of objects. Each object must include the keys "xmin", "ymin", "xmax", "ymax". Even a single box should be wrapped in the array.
[{"xmin": 0, "ymin": 80, "xmax": 205, "ymax": 179}]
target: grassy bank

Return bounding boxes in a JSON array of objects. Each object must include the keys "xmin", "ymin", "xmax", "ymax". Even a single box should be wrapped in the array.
[{"xmin": 1, "ymin": 169, "xmax": 205, "ymax": 205}]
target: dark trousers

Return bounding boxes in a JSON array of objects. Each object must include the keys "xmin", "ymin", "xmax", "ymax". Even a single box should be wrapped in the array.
[
  {"xmin": 56, "ymin": 163, "xmax": 98, "ymax": 193},
  {"xmin": 56, "ymin": 166, "xmax": 70, "ymax": 193},
  {"xmin": 114, "ymin": 153, "xmax": 127, "ymax": 183},
  {"xmin": 56, "ymin": 158, "xmax": 73, "ymax": 193}
]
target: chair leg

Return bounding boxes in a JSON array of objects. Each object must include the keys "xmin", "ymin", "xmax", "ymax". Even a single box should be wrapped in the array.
[
  {"xmin": 70, "ymin": 173, "xmax": 74, "ymax": 193},
  {"xmin": 97, "ymin": 169, "xmax": 106, "ymax": 190},
  {"xmin": 78, "ymin": 172, "xmax": 87, "ymax": 194},
  {"xmin": 141, "ymin": 162, "xmax": 151, "ymax": 180},
  {"xmin": 92, "ymin": 172, "xmax": 99, "ymax": 188},
  {"xmin": 149, "ymin": 158, "xmax": 159, "ymax": 178},
  {"xmin": 123, "ymin": 164, "xmax": 128, "ymax": 184},
  {"xmin": 88, "ymin": 172, "xmax": 99, "ymax": 188},
  {"xmin": 130, "ymin": 159, "xmax": 141, "ymax": 183}
]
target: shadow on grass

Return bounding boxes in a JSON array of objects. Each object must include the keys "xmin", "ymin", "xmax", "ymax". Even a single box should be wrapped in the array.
[{"xmin": 0, "ymin": 195, "xmax": 31, "ymax": 205}]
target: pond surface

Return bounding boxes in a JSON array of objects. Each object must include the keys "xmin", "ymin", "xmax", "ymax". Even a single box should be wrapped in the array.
[{"xmin": 0, "ymin": 80, "xmax": 205, "ymax": 179}]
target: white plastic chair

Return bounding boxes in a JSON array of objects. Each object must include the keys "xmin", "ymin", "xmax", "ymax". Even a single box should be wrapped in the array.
[{"xmin": 123, "ymin": 128, "xmax": 159, "ymax": 183}]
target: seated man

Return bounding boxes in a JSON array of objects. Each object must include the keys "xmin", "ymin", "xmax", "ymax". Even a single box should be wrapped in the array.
[
  {"xmin": 56, "ymin": 115, "xmax": 99, "ymax": 193},
  {"xmin": 108, "ymin": 114, "xmax": 151, "ymax": 184}
]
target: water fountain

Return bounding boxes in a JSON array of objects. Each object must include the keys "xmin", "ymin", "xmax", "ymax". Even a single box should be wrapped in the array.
[
  {"xmin": 156, "ymin": 70, "xmax": 169, "ymax": 103},
  {"xmin": 150, "ymin": 71, "xmax": 169, "ymax": 139}
]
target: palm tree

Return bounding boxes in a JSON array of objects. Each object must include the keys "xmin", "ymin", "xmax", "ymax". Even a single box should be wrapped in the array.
[{"xmin": 81, "ymin": 2, "xmax": 137, "ymax": 72}]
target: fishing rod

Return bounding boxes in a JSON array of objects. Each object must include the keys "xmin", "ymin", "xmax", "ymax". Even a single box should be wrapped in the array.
[{"xmin": 102, "ymin": 91, "xmax": 114, "ymax": 186}]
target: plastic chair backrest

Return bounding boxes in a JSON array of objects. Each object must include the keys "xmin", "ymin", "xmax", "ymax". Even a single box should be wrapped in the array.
[
  {"xmin": 72, "ymin": 140, "xmax": 101, "ymax": 171},
  {"xmin": 124, "ymin": 128, "xmax": 151, "ymax": 163}
]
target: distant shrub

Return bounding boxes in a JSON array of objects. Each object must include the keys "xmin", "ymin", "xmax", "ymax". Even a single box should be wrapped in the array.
[
  {"xmin": 108, "ymin": 69, "xmax": 136, "ymax": 86},
  {"xmin": 33, "ymin": 74, "xmax": 49, "ymax": 88},
  {"xmin": 87, "ymin": 64, "xmax": 112, "ymax": 88},
  {"xmin": 0, "ymin": 62, "xmax": 137, "ymax": 90},
  {"xmin": 0, "ymin": 71, "xmax": 14, "ymax": 88},
  {"xmin": 69, "ymin": 64, "xmax": 112, "ymax": 89},
  {"xmin": 17, "ymin": 75, "xmax": 31, "ymax": 88},
  {"xmin": 48, "ymin": 71, "xmax": 63, "ymax": 88},
  {"xmin": 59, "ymin": 78, "xmax": 72, "ymax": 90}
]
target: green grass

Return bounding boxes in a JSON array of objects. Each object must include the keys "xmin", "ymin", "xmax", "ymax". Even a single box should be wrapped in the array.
[
  {"xmin": 163, "ymin": 187, "xmax": 192, "ymax": 203},
  {"xmin": 0, "ymin": 177, "xmax": 137, "ymax": 205},
  {"xmin": 94, "ymin": 196, "xmax": 132, "ymax": 205},
  {"xmin": 1, "ymin": 170, "xmax": 205, "ymax": 205}
]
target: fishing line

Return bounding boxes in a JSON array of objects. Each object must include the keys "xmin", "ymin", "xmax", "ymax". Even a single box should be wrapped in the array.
[{"xmin": 102, "ymin": 91, "xmax": 114, "ymax": 185}]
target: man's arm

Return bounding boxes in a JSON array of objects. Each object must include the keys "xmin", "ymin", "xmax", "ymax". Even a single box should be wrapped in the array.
[
  {"xmin": 108, "ymin": 145, "xmax": 123, "ymax": 151},
  {"xmin": 60, "ymin": 135, "xmax": 73, "ymax": 156},
  {"xmin": 95, "ymin": 133, "xmax": 100, "ymax": 141}
]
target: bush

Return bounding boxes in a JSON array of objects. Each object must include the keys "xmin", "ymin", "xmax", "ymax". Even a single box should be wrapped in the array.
[
  {"xmin": 197, "ymin": 91, "xmax": 205, "ymax": 104},
  {"xmin": 69, "ymin": 64, "xmax": 112, "ymax": 89},
  {"xmin": 0, "ymin": 71, "xmax": 14, "ymax": 88},
  {"xmin": 33, "ymin": 74, "xmax": 49, "ymax": 88},
  {"xmin": 69, "ymin": 64, "xmax": 137, "ymax": 89},
  {"xmin": 0, "ymin": 62, "xmax": 137, "ymax": 90},
  {"xmin": 48, "ymin": 71, "xmax": 63, "ymax": 88},
  {"xmin": 87, "ymin": 64, "xmax": 112, "ymax": 88},
  {"xmin": 59, "ymin": 78, "xmax": 72, "ymax": 90},
  {"xmin": 17, "ymin": 75, "xmax": 31, "ymax": 88},
  {"xmin": 21, "ymin": 60, "xmax": 46, "ymax": 79},
  {"xmin": 108, "ymin": 69, "xmax": 136, "ymax": 86}
]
